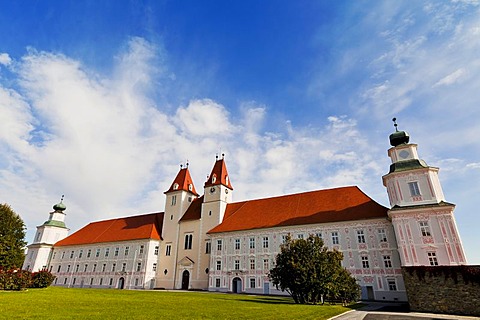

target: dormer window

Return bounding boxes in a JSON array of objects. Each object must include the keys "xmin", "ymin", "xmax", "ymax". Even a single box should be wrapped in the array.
[
  {"xmin": 173, "ymin": 183, "xmax": 179, "ymax": 190},
  {"xmin": 212, "ymin": 174, "xmax": 217, "ymax": 183},
  {"xmin": 188, "ymin": 184, "xmax": 193, "ymax": 191}
]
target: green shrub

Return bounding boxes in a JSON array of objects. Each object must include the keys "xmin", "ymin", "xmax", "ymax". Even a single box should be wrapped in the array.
[
  {"xmin": 31, "ymin": 270, "xmax": 56, "ymax": 288},
  {"xmin": 0, "ymin": 268, "xmax": 32, "ymax": 290}
]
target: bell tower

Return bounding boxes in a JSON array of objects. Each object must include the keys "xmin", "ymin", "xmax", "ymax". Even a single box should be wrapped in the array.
[
  {"xmin": 22, "ymin": 197, "xmax": 69, "ymax": 272},
  {"xmin": 382, "ymin": 119, "xmax": 466, "ymax": 266}
]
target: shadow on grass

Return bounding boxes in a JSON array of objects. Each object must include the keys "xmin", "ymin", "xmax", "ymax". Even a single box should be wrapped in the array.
[{"xmin": 235, "ymin": 297, "xmax": 297, "ymax": 305}]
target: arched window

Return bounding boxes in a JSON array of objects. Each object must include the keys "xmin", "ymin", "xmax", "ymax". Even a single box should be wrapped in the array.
[
  {"xmin": 173, "ymin": 183, "xmax": 179, "ymax": 190},
  {"xmin": 212, "ymin": 174, "xmax": 217, "ymax": 183}
]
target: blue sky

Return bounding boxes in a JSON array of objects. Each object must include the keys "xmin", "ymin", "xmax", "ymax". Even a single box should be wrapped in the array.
[{"xmin": 1, "ymin": 1, "xmax": 479, "ymax": 264}]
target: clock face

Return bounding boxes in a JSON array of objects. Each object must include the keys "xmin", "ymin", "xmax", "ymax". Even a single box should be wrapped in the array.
[
  {"xmin": 399, "ymin": 150, "xmax": 410, "ymax": 159},
  {"xmin": 210, "ymin": 187, "xmax": 216, "ymax": 194}
]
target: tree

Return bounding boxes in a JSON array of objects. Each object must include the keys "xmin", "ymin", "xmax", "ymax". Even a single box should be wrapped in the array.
[
  {"xmin": 269, "ymin": 234, "xmax": 359, "ymax": 304},
  {"xmin": 0, "ymin": 203, "xmax": 27, "ymax": 269}
]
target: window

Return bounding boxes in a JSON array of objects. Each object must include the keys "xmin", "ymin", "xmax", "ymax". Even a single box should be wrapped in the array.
[
  {"xmin": 408, "ymin": 181, "xmax": 421, "ymax": 196},
  {"xmin": 263, "ymin": 259, "xmax": 269, "ymax": 270},
  {"xmin": 75, "ymin": 264, "xmax": 79, "ymax": 272},
  {"xmin": 105, "ymin": 248, "xmax": 110, "ymax": 257},
  {"xmin": 53, "ymin": 252, "xmax": 56, "ymax": 259},
  {"xmin": 137, "ymin": 262, "xmax": 142, "ymax": 272},
  {"xmin": 49, "ymin": 266, "xmax": 53, "ymax": 272},
  {"xmin": 114, "ymin": 247, "xmax": 119, "ymax": 256},
  {"xmin": 90, "ymin": 278, "xmax": 93, "ymax": 285},
  {"xmin": 109, "ymin": 278, "xmax": 113, "ymax": 286},
  {"xmin": 84, "ymin": 264, "xmax": 88, "ymax": 272},
  {"xmin": 378, "ymin": 229, "xmax": 387, "ymax": 242},
  {"xmin": 419, "ymin": 221, "xmax": 431, "ymax": 237},
  {"xmin": 249, "ymin": 237, "xmax": 255, "ymax": 249},
  {"xmin": 100, "ymin": 278, "xmax": 103, "ymax": 285},
  {"xmin": 215, "ymin": 278, "xmax": 221, "ymax": 287},
  {"xmin": 171, "ymin": 195, "xmax": 177, "ymax": 206},
  {"xmin": 64, "ymin": 278, "xmax": 68, "ymax": 285},
  {"xmin": 205, "ymin": 241, "xmax": 211, "ymax": 254},
  {"xmin": 234, "ymin": 260, "xmax": 240, "ymax": 270},
  {"xmin": 96, "ymin": 249, "xmax": 100, "ymax": 257},
  {"xmin": 188, "ymin": 184, "xmax": 193, "ymax": 191},
  {"xmin": 67, "ymin": 265, "xmax": 71, "ymax": 272},
  {"xmin": 357, "ymin": 230, "xmax": 366, "ymax": 243},
  {"xmin": 387, "ymin": 279, "xmax": 397, "ymax": 291},
  {"xmin": 262, "ymin": 236, "xmax": 269, "ymax": 248},
  {"xmin": 235, "ymin": 239, "xmax": 241, "ymax": 250},
  {"xmin": 73, "ymin": 278, "xmax": 76, "ymax": 285},
  {"xmin": 70, "ymin": 251, "xmax": 74, "ymax": 259},
  {"xmin": 383, "ymin": 255, "xmax": 392, "ymax": 268},
  {"xmin": 216, "ymin": 260, "xmax": 221, "ymax": 271},
  {"xmin": 297, "ymin": 234, "xmax": 304, "ymax": 239},
  {"xmin": 361, "ymin": 256, "xmax": 370, "ymax": 269},
  {"xmin": 122, "ymin": 263, "xmax": 126, "ymax": 272},
  {"xmin": 139, "ymin": 245, "xmax": 144, "ymax": 254},
  {"xmin": 184, "ymin": 234, "xmax": 193, "ymax": 250},
  {"xmin": 166, "ymin": 244, "xmax": 171, "ymax": 256},
  {"xmin": 112, "ymin": 263, "xmax": 116, "ymax": 272},
  {"xmin": 315, "ymin": 232, "xmax": 322, "ymax": 240},
  {"xmin": 102, "ymin": 264, "xmax": 106, "ymax": 272},
  {"xmin": 93, "ymin": 264, "xmax": 97, "ymax": 272},
  {"xmin": 217, "ymin": 240, "xmax": 223, "ymax": 251},
  {"xmin": 250, "ymin": 258, "xmax": 255, "ymax": 270},
  {"xmin": 87, "ymin": 249, "xmax": 91, "ymax": 258},
  {"xmin": 154, "ymin": 246, "xmax": 159, "ymax": 255},
  {"xmin": 61, "ymin": 251, "xmax": 65, "ymax": 259},
  {"xmin": 281, "ymin": 235, "xmax": 287, "ymax": 243},
  {"xmin": 428, "ymin": 252, "xmax": 439, "ymax": 266},
  {"xmin": 331, "ymin": 232, "xmax": 339, "ymax": 245},
  {"xmin": 173, "ymin": 183, "xmax": 179, "ymax": 190},
  {"xmin": 153, "ymin": 263, "xmax": 157, "ymax": 272},
  {"xmin": 79, "ymin": 250, "xmax": 83, "ymax": 258},
  {"xmin": 57, "ymin": 265, "xmax": 61, "ymax": 272},
  {"xmin": 250, "ymin": 278, "xmax": 256, "ymax": 289},
  {"xmin": 124, "ymin": 246, "xmax": 129, "ymax": 256}
]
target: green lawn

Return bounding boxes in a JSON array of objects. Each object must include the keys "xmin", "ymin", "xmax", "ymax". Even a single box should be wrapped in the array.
[{"xmin": 0, "ymin": 287, "xmax": 356, "ymax": 319}]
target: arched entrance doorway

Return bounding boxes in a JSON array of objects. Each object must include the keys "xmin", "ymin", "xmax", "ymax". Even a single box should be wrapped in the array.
[
  {"xmin": 181, "ymin": 270, "xmax": 190, "ymax": 290},
  {"xmin": 118, "ymin": 277, "xmax": 125, "ymax": 289},
  {"xmin": 232, "ymin": 277, "xmax": 242, "ymax": 293}
]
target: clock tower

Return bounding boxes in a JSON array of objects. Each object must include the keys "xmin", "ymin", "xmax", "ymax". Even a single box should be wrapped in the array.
[{"xmin": 382, "ymin": 119, "xmax": 466, "ymax": 266}]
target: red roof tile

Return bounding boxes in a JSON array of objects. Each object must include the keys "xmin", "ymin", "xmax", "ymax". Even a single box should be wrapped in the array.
[
  {"xmin": 165, "ymin": 167, "xmax": 199, "ymax": 196},
  {"xmin": 55, "ymin": 213, "xmax": 164, "ymax": 246},
  {"xmin": 204, "ymin": 159, "xmax": 233, "ymax": 189},
  {"xmin": 179, "ymin": 196, "xmax": 203, "ymax": 221},
  {"xmin": 208, "ymin": 186, "xmax": 388, "ymax": 234}
]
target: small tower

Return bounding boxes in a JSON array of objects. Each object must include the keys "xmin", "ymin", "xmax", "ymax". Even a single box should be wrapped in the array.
[
  {"xmin": 157, "ymin": 163, "xmax": 199, "ymax": 289},
  {"xmin": 202, "ymin": 154, "xmax": 233, "ymax": 223},
  {"xmin": 382, "ymin": 119, "xmax": 466, "ymax": 266},
  {"xmin": 22, "ymin": 196, "xmax": 69, "ymax": 271}
]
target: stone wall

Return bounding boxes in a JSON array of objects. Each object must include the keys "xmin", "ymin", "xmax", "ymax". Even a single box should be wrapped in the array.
[{"xmin": 402, "ymin": 266, "xmax": 480, "ymax": 317}]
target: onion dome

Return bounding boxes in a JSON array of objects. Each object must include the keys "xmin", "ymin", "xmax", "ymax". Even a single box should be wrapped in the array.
[
  {"xmin": 389, "ymin": 118, "xmax": 410, "ymax": 147},
  {"xmin": 53, "ymin": 195, "xmax": 66, "ymax": 212}
]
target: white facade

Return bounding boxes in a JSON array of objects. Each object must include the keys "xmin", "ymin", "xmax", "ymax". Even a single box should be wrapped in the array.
[
  {"xmin": 49, "ymin": 239, "xmax": 160, "ymax": 289},
  {"xmin": 208, "ymin": 219, "xmax": 406, "ymax": 301}
]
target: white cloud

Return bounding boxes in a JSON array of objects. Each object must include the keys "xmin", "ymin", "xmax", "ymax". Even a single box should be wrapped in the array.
[
  {"xmin": 0, "ymin": 53, "xmax": 11, "ymax": 66},
  {"xmin": 433, "ymin": 68, "xmax": 467, "ymax": 87},
  {"xmin": 0, "ymin": 39, "xmax": 385, "ymax": 246}
]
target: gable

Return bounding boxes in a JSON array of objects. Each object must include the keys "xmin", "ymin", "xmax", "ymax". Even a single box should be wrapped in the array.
[{"xmin": 208, "ymin": 186, "xmax": 388, "ymax": 233}]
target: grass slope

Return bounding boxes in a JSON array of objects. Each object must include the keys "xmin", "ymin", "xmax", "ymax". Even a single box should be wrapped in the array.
[{"xmin": 0, "ymin": 287, "xmax": 353, "ymax": 319}]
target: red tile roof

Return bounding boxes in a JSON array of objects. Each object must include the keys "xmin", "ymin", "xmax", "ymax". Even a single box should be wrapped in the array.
[
  {"xmin": 208, "ymin": 186, "xmax": 388, "ymax": 234},
  {"xmin": 179, "ymin": 196, "xmax": 203, "ymax": 221},
  {"xmin": 55, "ymin": 213, "xmax": 164, "ymax": 246},
  {"xmin": 165, "ymin": 167, "xmax": 199, "ymax": 196},
  {"xmin": 204, "ymin": 158, "xmax": 233, "ymax": 189}
]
